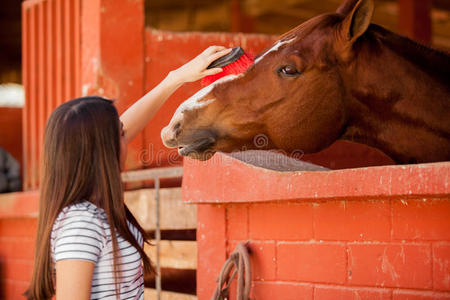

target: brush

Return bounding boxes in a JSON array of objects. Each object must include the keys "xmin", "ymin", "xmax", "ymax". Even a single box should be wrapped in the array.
[{"xmin": 201, "ymin": 46, "xmax": 254, "ymax": 86}]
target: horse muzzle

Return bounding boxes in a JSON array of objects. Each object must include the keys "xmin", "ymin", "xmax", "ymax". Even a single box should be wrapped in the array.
[
  {"xmin": 161, "ymin": 124, "xmax": 218, "ymax": 159},
  {"xmin": 161, "ymin": 125, "xmax": 178, "ymax": 148},
  {"xmin": 178, "ymin": 136, "xmax": 216, "ymax": 156}
]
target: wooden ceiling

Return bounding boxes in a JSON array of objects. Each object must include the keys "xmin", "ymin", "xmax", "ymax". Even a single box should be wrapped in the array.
[
  {"xmin": 0, "ymin": 0, "xmax": 22, "ymax": 83},
  {"xmin": 145, "ymin": 0, "xmax": 450, "ymax": 50}
]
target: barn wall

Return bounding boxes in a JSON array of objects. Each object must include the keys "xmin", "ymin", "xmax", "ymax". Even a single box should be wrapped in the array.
[
  {"xmin": 184, "ymin": 155, "xmax": 450, "ymax": 300},
  {"xmin": 0, "ymin": 191, "xmax": 38, "ymax": 299}
]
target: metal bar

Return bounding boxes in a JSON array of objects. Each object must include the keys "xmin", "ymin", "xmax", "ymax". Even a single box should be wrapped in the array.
[
  {"xmin": 155, "ymin": 177, "xmax": 161, "ymax": 300},
  {"xmin": 122, "ymin": 166, "xmax": 180, "ymax": 298},
  {"xmin": 121, "ymin": 166, "xmax": 183, "ymax": 182}
]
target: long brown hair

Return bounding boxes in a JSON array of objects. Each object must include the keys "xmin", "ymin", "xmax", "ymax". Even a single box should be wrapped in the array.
[{"xmin": 26, "ymin": 96, "xmax": 153, "ymax": 300}]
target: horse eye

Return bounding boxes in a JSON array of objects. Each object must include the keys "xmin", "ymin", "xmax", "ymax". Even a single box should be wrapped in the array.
[{"xmin": 278, "ymin": 65, "xmax": 300, "ymax": 77}]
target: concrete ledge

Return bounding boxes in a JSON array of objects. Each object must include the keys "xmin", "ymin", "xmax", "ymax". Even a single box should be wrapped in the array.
[
  {"xmin": 0, "ymin": 190, "xmax": 39, "ymax": 218},
  {"xmin": 182, "ymin": 152, "xmax": 450, "ymax": 204}
]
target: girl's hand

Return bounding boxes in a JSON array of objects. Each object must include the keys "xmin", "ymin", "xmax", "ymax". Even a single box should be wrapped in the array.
[{"xmin": 170, "ymin": 46, "xmax": 232, "ymax": 84}]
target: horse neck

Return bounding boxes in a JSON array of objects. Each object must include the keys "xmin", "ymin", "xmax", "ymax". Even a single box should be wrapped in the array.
[{"xmin": 341, "ymin": 29, "xmax": 450, "ymax": 163}]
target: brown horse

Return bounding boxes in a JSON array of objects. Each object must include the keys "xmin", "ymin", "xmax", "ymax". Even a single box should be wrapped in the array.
[{"xmin": 161, "ymin": 0, "xmax": 450, "ymax": 164}]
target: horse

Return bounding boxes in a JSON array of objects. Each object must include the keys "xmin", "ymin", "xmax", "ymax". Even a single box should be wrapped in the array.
[{"xmin": 161, "ymin": 0, "xmax": 450, "ymax": 164}]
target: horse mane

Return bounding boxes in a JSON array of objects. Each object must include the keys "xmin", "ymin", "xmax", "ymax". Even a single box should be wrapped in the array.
[{"xmin": 367, "ymin": 24, "xmax": 450, "ymax": 85}]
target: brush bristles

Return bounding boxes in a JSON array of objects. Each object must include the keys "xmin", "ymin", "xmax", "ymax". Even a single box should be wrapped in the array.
[{"xmin": 201, "ymin": 52, "xmax": 254, "ymax": 86}]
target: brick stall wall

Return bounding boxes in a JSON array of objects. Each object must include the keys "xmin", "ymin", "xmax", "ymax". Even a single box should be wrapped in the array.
[
  {"xmin": 0, "ymin": 191, "xmax": 38, "ymax": 299},
  {"xmin": 0, "ymin": 218, "xmax": 36, "ymax": 299},
  {"xmin": 226, "ymin": 199, "xmax": 450, "ymax": 300},
  {"xmin": 184, "ymin": 154, "xmax": 450, "ymax": 300}
]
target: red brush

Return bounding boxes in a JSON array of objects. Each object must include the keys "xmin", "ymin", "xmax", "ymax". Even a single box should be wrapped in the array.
[{"xmin": 201, "ymin": 47, "xmax": 254, "ymax": 86}]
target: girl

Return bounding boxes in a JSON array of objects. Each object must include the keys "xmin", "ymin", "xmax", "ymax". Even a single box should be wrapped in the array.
[{"xmin": 26, "ymin": 46, "xmax": 231, "ymax": 300}]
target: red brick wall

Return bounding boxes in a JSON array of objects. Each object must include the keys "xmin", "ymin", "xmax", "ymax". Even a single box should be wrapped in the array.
[
  {"xmin": 189, "ymin": 156, "xmax": 450, "ymax": 300},
  {"xmin": 2, "ymin": 195, "xmax": 448, "ymax": 300},
  {"xmin": 223, "ymin": 199, "xmax": 450, "ymax": 300},
  {"xmin": 0, "ymin": 191, "xmax": 39, "ymax": 299},
  {"xmin": 0, "ymin": 218, "xmax": 36, "ymax": 299}
]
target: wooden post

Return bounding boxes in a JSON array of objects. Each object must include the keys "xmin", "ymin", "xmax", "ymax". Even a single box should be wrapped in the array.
[
  {"xmin": 230, "ymin": 0, "xmax": 254, "ymax": 33},
  {"xmin": 155, "ymin": 176, "xmax": 161, "ymax": 300},
  {"xmin": 398, "ymin": 0, "xmax": 432, "ymax": 44}
]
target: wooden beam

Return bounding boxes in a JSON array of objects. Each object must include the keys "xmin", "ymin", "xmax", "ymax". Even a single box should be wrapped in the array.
[
  {"xmin": 144, "ymin": 268, "xmax": 196, "ymax": 294},
  {"xmin": 398, "ymin": 0, "xmax": 432, "ymax": 44},
  {"xmin": 124, "ymin": 188, "xmax": 197, "ymax": 231},
  {"xmin": 121, "ymin": 166, "xmax": 183, "ymax": 182},
  {"xmin": 144, "ymin": 240, "xmax": 197, "ymax": 270},
  {"xmin": 230, "ymin": 0, "xmax": 254, "ymax": 33},
  {"xmin": 144, "ymin": 288, "xmax": 197, "ymax": 300}
]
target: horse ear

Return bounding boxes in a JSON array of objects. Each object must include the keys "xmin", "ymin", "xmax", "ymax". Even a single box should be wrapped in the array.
[
  {"xmin": 336, "ymin": 0, "xmax": 359, "ymax": 15},
  {"xmin": 340, "ymin": 0, "xmax": 374, "ymax": 43}
]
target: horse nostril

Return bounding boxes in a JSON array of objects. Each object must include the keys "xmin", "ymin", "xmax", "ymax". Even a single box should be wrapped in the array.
[
  {"xmin": 173, "ymin": 122, "xmax": 182, "ymax": 138},
  {"xmin": 161, "ymin": 126, "xmax": 178, "ymax": 148}
]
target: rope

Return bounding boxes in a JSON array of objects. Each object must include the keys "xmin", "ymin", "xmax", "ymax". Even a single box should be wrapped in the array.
[{"xmin": 211, "ymin": 242, "xmax": 252, "ymax": 300}]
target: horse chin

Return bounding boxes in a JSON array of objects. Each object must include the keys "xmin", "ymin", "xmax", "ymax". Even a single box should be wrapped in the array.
[{"xmin": 178, "ymin": 137, "xmax": 216, "ymax": 161}]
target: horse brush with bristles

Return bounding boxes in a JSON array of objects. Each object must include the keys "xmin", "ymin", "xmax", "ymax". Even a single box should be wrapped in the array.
[{"xmin": 201, "ymin": 47, "xmax": 254, "ymax": 86}]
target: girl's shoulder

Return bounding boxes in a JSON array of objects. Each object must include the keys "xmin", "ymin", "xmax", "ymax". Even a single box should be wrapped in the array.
[
  {"xmin": 52, "ymin": 200, "xmax": 110, "ymax": 238},
  {"xmin": 51, "ymin": 201, "xmax": 109, "ymax": 263},
  {"xmin": 57, "ymin": 200, "xmax": 108, "ymax": 222},
  {"xmin": 52, "ymin": 200, "xmax": 142, "ymax": 248}
]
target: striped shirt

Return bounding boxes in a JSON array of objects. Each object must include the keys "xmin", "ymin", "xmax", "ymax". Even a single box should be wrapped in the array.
[{"xmin": 51, "ymin": 201, "xmax": 144, "ymax": 300}]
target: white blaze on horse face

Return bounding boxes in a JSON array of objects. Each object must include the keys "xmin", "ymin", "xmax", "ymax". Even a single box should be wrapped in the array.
[
  {"xmin": 171, "ymin": 74, "xmax": 241, "ymax": 120},
  {"xmin": 254, "ymin": 37, "xmax": 297, "ymax": 64},
  {"xmin": 162, "ymin": 74, "xmax": 241, "ymax": 147}
]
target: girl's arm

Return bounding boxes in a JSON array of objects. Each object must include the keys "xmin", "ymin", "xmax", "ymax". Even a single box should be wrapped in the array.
[
  {"xmin": 120, "ymin": 46, "xmax": 231, "ymax": 144},
  {"xmin": 55, "ymin": 260, "xmax": 94, "ymax": 300}
]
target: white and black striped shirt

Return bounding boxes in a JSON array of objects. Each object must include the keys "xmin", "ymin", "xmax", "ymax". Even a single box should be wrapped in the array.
[{"xmin": 51, "ymin": 201, "xmax": 144, "ymax": 300}]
